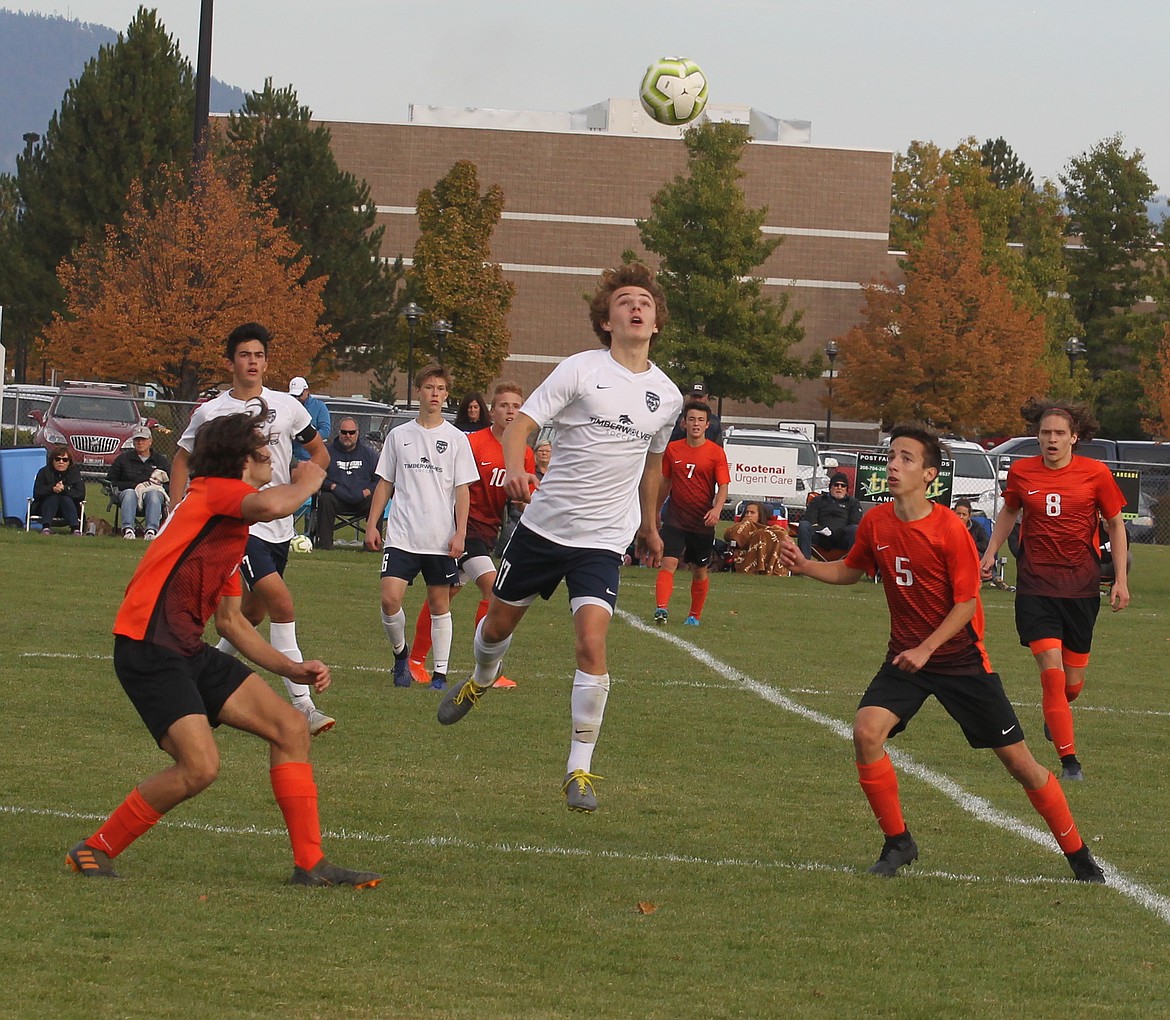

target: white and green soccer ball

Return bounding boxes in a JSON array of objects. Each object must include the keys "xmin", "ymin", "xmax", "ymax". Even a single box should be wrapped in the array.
[
  {"xmin": 639, "ymin": 56, "xmax": 709, "ymax": 126},
  {"xmin": 290, "ymin": 534, "xmax": 314, "ymax": 554}
]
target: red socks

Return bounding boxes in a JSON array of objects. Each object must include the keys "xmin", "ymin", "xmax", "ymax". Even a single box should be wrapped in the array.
[
  {"xmin": 655, "ymin": 570, "xmax": 674, "ymax": 610},
  {"xmin": 856, "ymin": 754, "xmax": 905, "ymax": 837},
  {"xmin": 689, "ymin": 578, "xmax": 709, "ymax": 620},
  {"xmin": 410, "ymin": 603, "xmax": 432, "ymax": 662},
  {"xmin": 271, "ymin": 762, "xmax": 324, "ymax": 871},
  {"xmin": 1026, "ymin": 772, "xmax": 1082, "ymax": 853},
  {"xmin": 88, "ymin": 787, "xmax": 163, "ymax": 858},
  {"xmin": 1040, "ymin": 667, "xmax": 1076, "ymax": 757}
]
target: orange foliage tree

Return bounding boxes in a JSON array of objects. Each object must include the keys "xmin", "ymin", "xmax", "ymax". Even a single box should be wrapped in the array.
[
  {"xmin": 834, "ymin": 191, "xmax": 1049, "ymax": 435},
  {"xmin": 42, "ymin": 154, "xmax": 334, "ymax": 401}
]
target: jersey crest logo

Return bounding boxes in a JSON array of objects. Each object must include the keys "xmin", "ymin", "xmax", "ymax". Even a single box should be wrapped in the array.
[
  {"xmin": 645, "ymin": 391, "xmax": 661, "ymax": 412},
  {"xmin": 435, "ymin": 440, "xmax": 448, "ymax": 453}
]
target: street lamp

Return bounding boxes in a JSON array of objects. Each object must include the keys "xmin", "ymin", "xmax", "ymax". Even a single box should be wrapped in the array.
[
  {"xmin": 432, "ymin": 319, "xmax": 453, "ymax": 366},
  {"xmin": 21, "ymin": 132, "xmax": 39, "ymax": 161},
  {"xmin": 1065, "ymin": 336, "xmax": 1086, "ymax": 378},
  {"xmin": 401, "ymin": 302, "xmax": 422, "ymax": 408},
  {"xmin": 824, "ymin": 340, "xmax": 839, "ymax": 443}
]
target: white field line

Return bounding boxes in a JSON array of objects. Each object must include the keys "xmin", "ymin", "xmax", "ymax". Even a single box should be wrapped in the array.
[{"xmin": 614, "ymin": 608, "xmax": 1170, "ymax": 926}]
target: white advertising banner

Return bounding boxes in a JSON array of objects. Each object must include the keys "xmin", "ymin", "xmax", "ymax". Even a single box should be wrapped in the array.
[{"xmin": 726, "ymin": 445, "xmax": 799, "ymax": 502}]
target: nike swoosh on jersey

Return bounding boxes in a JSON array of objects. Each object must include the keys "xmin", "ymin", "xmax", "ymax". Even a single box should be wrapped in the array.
[
  {"xmin": 1027, "ymin": 489, "xmax": 1039, "ymax": 494},
  {"xmin": 595, "ymin": 384, "xmax": 612, "ymax": 389},
  {"xmin": 877, "ymin": 544, "xmax": 890, "ymax": 551}
]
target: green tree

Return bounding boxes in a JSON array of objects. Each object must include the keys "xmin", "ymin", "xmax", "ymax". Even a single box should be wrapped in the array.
[
  {"xmin": 635, "ymin": 120, "xmax": 813, "ymax": 405},
  {"xmin": 410, "ymin": 160, "xmax": 514, "ymax": 394},
  {"xmin": 980, "ymin": 136, "xmax": 1034, "ymax": 191},
  {"xmin": 225, "ymin": 79, "xmax": 397, "ymax": 373},
  {"xmin": 4, "ymin": 7, "xmax": 193, "ymax": 380}
]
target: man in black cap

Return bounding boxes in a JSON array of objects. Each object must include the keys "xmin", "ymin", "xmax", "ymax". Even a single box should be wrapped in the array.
[
  {"xmin": 797, "ymin": 471, "xmax": 863, "ymax": 559},
  {"xmin": 669, "ymin": 383, "xmax": 723, "ymax": 445}
]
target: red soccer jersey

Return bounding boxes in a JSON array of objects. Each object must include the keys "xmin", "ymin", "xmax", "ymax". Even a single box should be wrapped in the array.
[
  {"xmin": 845, "ymin": 501, "xmax": 991, "ymax": 675},
  {"xmin": 1003, "ymin": 455, "xmax": 1125, "ymax": 599},
  {"xmin": 465, "ymin": 428, "xmax": 536, "ymax": 545},
  {"xmin": 113, "ymin": 476, "xmax": 254, "ymax": 655},
  {"xmin": 661, "ymin": 438, "xmax": 731, "ymax": 532}
]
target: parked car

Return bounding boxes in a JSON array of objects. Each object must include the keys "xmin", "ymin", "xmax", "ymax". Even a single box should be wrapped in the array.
[
  {"xmin": 942, "ymin": 437, "xmax": 999, "ymax": 520},
  {"xmin": 722, "ymin": 426, "xmax": 829, "ymax": 522},
  {"xmin": 319, "ymin": 396, "xmax": 397, "ymax": 450},
  {"xmin": 31, "ymin": 384, "xmax": 156, "ymax": 475},
  {"xmin": 1, "ymin": 384, "xmax": 58, "ymax": 441}
]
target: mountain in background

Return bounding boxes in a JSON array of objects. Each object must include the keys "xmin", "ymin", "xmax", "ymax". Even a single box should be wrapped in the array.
[{"xmin": 0, "ymin": 8, "xmax": 246, "ymax": 172}]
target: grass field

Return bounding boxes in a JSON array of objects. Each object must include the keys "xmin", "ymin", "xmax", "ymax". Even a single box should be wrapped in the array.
[{"xmin": 3, "ymin": 526, "xmax": 1169, "ymax": 1018}]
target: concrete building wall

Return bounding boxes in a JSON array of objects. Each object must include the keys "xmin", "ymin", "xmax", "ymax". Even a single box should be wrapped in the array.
[{"xmin": 320, "ymin": 119, "xmax": 896, "ymax": 430}]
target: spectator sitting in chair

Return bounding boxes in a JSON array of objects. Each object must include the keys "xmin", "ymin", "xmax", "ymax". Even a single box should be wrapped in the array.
[
  {"xmin": 33, "ymin": 445, "xmax": 86, "ymax": 534},
  {"xmin": 952, "ymin": 498, "xmax": 989, "ymax": 557},
  {"xmin": 797, "ymin": 472, "xmax": 863, "ymax": 559},
  {"xmin": 314, "ymin": 417, "xmax": 377, "ymax": 550},
  {"xmin": 107, "ymin": 425, "xmax": 171, "ymax": 540}
]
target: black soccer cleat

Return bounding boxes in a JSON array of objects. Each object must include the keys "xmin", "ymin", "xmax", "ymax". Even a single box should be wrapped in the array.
[
  {"xmin": 66, "ymin": 840, "xmax": 122, "ymax": 878},
  {"xmin": 867, "ymin": 830, "xmax": 919, "ymax": 877},
  {"xmin": 1059, "ymin": 755, "xmax": 1084, "ymax": 782},
  {"xmin": 1065, "ymin": 844, "xmax": 1106, "ymax": 884},
  {"xmin": 289, "ymin": 858, "xmax": 382, "ymax": 889}
]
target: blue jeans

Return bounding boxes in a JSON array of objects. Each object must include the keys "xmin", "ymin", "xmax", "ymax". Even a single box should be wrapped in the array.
[
  {"xmin": 119, "ymin": 488, "xmax": 164, "ymax": 533},
  {"xmin": 37, "ymin": 493, "xmax": 81, "ymax": 530}
]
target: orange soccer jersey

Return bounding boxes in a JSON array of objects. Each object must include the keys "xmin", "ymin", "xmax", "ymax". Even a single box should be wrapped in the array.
[
  {"xmin": 112, "ymin": 476, "xmax": 254, "ymax": 655},
  {"xmin": 661, "ymin": 438, "xmax": 731, "ymax": 532},
  {"xmin": 465, "ymin": 428, "xmax": 536, "ymax": 545},
  {"xmin": 1003, "ymin": 455, "xmax": 1125, "ymax": 599},
  {"xmin": 845, "ymin": 501, "xmax": 991, "ymax": 674}
]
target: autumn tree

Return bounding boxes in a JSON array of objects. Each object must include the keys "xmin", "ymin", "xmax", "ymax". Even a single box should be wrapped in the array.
[
  {"xmin": 835, "ymin": 190, "xmax": 1048, "ymax": 434},
  {"xmin": 3, "ymin": 8, "xmax": 194, "ymax": 380},
  {"xmin": 635, "ymin": 120, "xmax": 814, "ymax": 404},
  {"xmin": 42, "ymin": 154, "xmax": 333, "ymax": 401},
  {"xmin": 410, "ymin": 160, "xmax": 514, "ymax": 394},
  {"xmin": 225, "ymin": 79, "xmax": 397, "ymax": 371}
]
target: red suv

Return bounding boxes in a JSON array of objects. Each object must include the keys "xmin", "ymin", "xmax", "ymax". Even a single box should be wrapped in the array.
[{"xmin": 31, "ymin": 385, "xmax": 156, "ymax": 475}]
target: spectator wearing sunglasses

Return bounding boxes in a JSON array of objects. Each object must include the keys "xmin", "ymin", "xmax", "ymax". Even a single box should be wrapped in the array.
[
  {"xmin": 33, "ymin": 445, "xmax": 86, "ymax": 534},
  {"xmin": 315, "ymin": 417, "xmax": 378, "ymax": 550}
]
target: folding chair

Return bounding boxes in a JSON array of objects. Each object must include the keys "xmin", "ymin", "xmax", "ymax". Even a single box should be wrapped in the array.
[{"xmin": 26, "ymin": 497, "xmax": 86, "ymax": 534}]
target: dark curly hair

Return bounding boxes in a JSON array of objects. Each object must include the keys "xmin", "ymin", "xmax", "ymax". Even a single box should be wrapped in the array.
[
  {"xmin": 189, "ymin": 404, "xmax": 269, "ymax": 480},
  {"xmin": 225, "ymin": 322, "xmax": 271, "ymax": 360},
  {"xmin": 587, "ymin": 263, "xmax": 669, "ymax": 348},
  {"xmin": 888, "ymin": 422, "xmax": 944, "ymax": 473},
  {"xmin": 1020, "ymin": 398, "xmax": 1098, "ymax": 444}
]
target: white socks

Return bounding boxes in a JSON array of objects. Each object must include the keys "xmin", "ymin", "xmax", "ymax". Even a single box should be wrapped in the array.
[
  {"xmin": 472, "ymin": 618, "xmax": 512, "ymax": 687},
  {"xmin": 430, "ymin": 612, "xmax": 453, "ymax": 675},
  {"xmin": 566, "ymin": 669, "xmax": 610, "ymax": 774},
  {"xmin": 381, "ymin": 609, "xmax": 406, "ymax": 656},
  {"xmin": 269, "ymin": 621, "xmax": 312, "ymax": 705}
]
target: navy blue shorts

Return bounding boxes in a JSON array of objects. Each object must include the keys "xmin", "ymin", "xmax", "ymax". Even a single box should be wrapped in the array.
[
  {"xmin": 1015, "ymin": 593, "xmax": 1100, "ymax": 654},
  {"xmin": 493, "ymin": 522, "xmax": 622, "ymax": 613},
  {"xmin": 661, "ymin": 524, "xmax": 715, "ymax": 567},
  {"xmin": 858, "ymin": 661, "xmax": 1024, "ymax": 749},
  {"xmin": 114, "ymin": 635, "xmax": 253, "ymax": 746},
  {"xmin": 380, "ymin": 546, "xmax": 459, "ymax": 587},
  {"xmin": 241, "ymin": 535, "xmax": 289, "ymax": 588}
]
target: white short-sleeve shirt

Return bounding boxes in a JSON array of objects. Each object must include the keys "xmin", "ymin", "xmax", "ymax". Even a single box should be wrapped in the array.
[
  {"xmin": 519, "ymin": 348, "xmax": 683, "ymax": 554},
  {"xmin": 178, "ymin": 387, "xmax": 313, "ymax": 544},
  {"xmin": 375, "ymin": 419, "xmax": 478, "ymax": 555}
]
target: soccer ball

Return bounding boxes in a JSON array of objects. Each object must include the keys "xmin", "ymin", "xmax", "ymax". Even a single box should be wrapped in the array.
[
  {"xmin": 639, "ymin": 57, "xmax": 709, "ymax": 126},
  {"xmin": 290, "ymin": 534, "xmax": 313, "ymax": 554}
]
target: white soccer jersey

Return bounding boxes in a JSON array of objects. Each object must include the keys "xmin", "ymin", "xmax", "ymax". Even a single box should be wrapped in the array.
[
  {"xmin": 520, "ymin": 347, "xmax": 683, "ymax": 554},
  {"xmin": 376, "ymin": 419, "xmax": 478, "ymax": 555},
  {"xmin": 178, "ymin": 387, "xmax": 313, "ymax": 544}
]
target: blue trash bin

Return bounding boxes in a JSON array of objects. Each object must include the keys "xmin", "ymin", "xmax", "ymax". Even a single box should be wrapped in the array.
[{"xmin": 0, "ymin": 447, "xmax": 47, "ymax": 527}]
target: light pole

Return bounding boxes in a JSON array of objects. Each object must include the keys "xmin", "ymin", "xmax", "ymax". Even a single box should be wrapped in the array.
[
  {"xmin": 824, "ymin": 340, "xmax": 839, "ymax": 443},
  {"xmin": 21, "ymin": 132, "xmax": 39, "ymax": 161},
  {"xmin": 432, "ymin": 319, "xmax": 453, "ymax": 366},
  {"xmin": 402, "ymin": 302, "xmax": 422, "ymax": 408},
  {"xmin": 1065, "ymin": 336, "xmax": 1086, "ymax": 378}
]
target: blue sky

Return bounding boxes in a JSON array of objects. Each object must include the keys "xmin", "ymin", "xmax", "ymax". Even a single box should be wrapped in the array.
[{"xmin": 12, "ymin": 0, "xmax": 1170, "ymax": 193}]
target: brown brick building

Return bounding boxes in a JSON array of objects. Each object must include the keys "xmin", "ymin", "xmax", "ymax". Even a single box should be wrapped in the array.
[{"xmin": 320, "ymin": 119, "xmax": 895, "ymax": 434}]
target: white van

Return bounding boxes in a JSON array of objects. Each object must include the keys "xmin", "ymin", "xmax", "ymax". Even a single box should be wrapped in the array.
[{"xmin": 942, "ymin": 438, "xmax": 999, "ymax": 519}]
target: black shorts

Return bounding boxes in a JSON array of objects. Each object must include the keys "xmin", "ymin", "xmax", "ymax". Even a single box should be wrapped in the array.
[
  {"xmin": 858, "ymin": 661, "xmax": 1024, "ymax": 749},
  {"xmin": 113, "ymin": 635, "xmax": 253, "ymax": 746},
  {"xmin": 241, "ymin": 536, "xmax": 290, "ymax": 588},
  {"xmin": 493, "ymin": 522, "xmax": 622, "ymax": 613},
  {"xmin": 661, "ymin": 524, "xmax": 715, "ymax": 567},
  {"xmin": 1014, "ymin": 593, "xmax": 1100, "ymax": 654},
  {"xmin": 380, "ymin": 547, "xmax": 459, "ymax": 587}
]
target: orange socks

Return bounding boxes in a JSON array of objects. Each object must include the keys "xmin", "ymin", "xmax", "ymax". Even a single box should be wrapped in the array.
[
  {"xmin": 1026, "ymin": 772, "xmax": 1082, "ymax": 853},
  {"xmin": 689, "ymin": 578, "xmax": 709, "ymax": 620},
  {"xmin": 476, "ymin": 599, "xmax": 489, "ymax": 626},
  {"xmin": 271, "ymin": 762, "xmax": 323, "ymax": 871},
  {"xmin": 410, "ymin": 604, "xmax": 432, "ymax": 662},
  {"xmin": 856, "ymin": 754, "xmax": 906, "ymax": 837},
  {"xmin": 655, "ymin": 570, "xmax": 674, "ymax": 611},
  {"xmin": 1040, "ymin": 667, "xmax": 1076, "ymax": 757},
  {"xmin": 88, "ymin": 786, "xmax": 163, "ymax": 858}
]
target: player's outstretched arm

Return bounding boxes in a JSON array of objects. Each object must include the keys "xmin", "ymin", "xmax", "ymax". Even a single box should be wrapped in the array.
[
  {"xmin": 980, "ymin": 508, "xmax": 1018, "ymax": 578},
  {"xmin": 1103, "ymin": 512, "xmax": 1131, "ymax": 611},
  {"xmin": 214, "ymin": 596, "xmax": 331, "ymax": 692},
  {"xmin": 364, "ymin": 478, "xmax": 392, "ymax": 551},
  {"xmin": 502, "ymin": 412, "xmax": 540, "ymax": 502},
  {"xmin": 637, "ymin": 452, "xmax": 667, "ymax": 567},
  {"xmin": 891, "ymin": 597, "xmax": 977, "ymax": 674},
  {"xmin": 779, "ymin": 532, "xmax": 864, "ymax": 585},
  {"xmin": 241, "ymin": 460, "xmax": 325, "ymax": 523}
]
